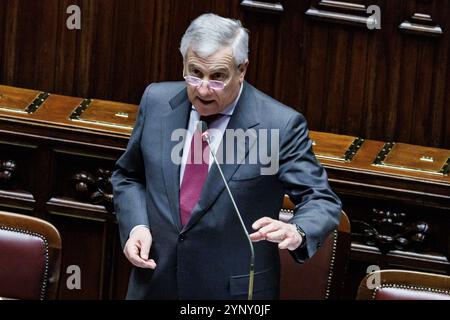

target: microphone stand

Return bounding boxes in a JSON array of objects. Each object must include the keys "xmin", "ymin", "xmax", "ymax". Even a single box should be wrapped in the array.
[{"xmin": 201, "ymin": 127, "xmax": 255, "ymax": 301}]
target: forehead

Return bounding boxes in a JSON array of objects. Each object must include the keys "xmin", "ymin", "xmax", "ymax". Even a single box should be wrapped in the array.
[{"xmin": 185, "ymin": 47, "xmax": 235, "ymax": 71}]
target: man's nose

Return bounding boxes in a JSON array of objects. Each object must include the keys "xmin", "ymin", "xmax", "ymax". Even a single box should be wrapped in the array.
[{"xmin": 197, "ymin": 81, "xmax": 211, "ymax": 96}]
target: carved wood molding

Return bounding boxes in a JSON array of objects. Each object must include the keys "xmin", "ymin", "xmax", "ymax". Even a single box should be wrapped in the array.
[
  {"xmin": 351, "ymin": 208, "xmax": 430, "ymax": 254},
  {"xmin": 71, "ymin": 168, "xmax": 114, "ymax": 213},
  {"xmin": 0, "ymin": 159, "xmax": 17, "ymax": 187}
]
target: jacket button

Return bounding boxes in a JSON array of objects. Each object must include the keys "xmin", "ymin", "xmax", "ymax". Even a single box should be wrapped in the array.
[{"xmin": 178, "ymin": 234, "xmax": 186, "ymax": 242}]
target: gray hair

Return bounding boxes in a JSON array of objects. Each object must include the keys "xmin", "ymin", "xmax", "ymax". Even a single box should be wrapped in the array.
[{"xmin": 180, "ymin": 13, "xmax": 249, "ymax": 66}]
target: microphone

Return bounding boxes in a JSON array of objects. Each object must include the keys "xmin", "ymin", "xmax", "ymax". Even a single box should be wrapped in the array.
[{"xmin": 199, "ymin": 120, "xmax": 255, "ymax": 300}]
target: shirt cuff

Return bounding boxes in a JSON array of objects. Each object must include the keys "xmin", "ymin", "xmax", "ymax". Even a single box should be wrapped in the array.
[{"xmin": 129, "ymin": 225, "xmax": 149, "ymax": 238}]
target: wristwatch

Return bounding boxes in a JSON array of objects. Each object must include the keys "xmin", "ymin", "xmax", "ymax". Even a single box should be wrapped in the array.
[{"xmin": 293, "ymin": 224, "xmax": 306, "ymax": 248}]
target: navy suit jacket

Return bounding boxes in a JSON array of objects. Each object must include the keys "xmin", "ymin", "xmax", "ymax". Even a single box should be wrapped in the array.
[{"xmin": 111, "ymin": 81, "xmax": 342, "ymax": 299}]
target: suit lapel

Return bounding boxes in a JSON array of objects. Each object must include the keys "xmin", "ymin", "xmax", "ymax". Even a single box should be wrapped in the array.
[
  {"xmin": 183, "ymin": 82, "xmax": 260, "ymax": 232},
  {"xmin": 162, "ymin": 88, "xmax": 190, "ymax": 232}
]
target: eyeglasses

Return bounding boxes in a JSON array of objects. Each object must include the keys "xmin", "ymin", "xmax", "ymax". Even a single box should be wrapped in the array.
[{"xmin": 184, "ymin": 75, "xmax": 229, "ymax": 90}]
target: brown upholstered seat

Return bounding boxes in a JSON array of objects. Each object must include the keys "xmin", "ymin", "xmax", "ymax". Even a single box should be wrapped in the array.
[
  {"xmin": 356, "ymin": 269, "xmax": 450, "ymax": 300},
  {"xmin": 279, "ymin": 195, "xmax": 351, "ymax": 299},
  {"xmin": 0, "ymin": 211, "xmax": 62, "ymax": 300}
]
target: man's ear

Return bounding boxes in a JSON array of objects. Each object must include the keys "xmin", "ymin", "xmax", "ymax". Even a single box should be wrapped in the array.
[{"xmin": 239, "ymin": 60, "xmax": 249, "ymax": 82}]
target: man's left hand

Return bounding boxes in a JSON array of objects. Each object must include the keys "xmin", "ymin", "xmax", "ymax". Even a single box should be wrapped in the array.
[{"xmin": 250, "ymin": 217, "xmax": 302, "ymax": 250}]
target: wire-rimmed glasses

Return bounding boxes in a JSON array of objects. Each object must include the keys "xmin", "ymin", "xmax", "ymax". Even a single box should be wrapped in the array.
[{"xmin": 184, "ymin": 75, "xmax": 229, "ymax": 90}]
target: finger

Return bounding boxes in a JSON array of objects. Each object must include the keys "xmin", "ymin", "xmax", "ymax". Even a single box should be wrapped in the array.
[
  {"xmin": 147, "ymin": 259, "xmax": 157, "ymax": 269},
  {"xmin": 252, "ymin": 217, "xmax": 273, "ymax": 230},
  {"xmin": 278, "ymin": 238, "xmax": 291, "ymax": 250},
  {"xmin": 139, "ymin": 238, "xmax": 151, "ymax": 260},
  {"xmin": 140, "ymin": 258, "xmax": 156, "ymax": 269},
  {"xmin": 124, "ymin": 243, "xmax": 140, "ymax": 260},
  {"xmin": 265, "ymin": 229, "xmax": 286, "ymax": 242},
  {"xmin": 249, "ymin": 231, "xmax": 265, "ymax": 242},
  {"xmin": 257, "ymin": 223, "xmax": 280, "ymax": 236},
  {"xmin": 130, "ymin": 256, "xmax": 156, "ymax": 269}
]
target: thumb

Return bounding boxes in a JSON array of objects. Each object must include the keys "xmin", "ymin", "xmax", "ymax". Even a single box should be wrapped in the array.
[{"xmin": 140, "ymin": 236, "xmax": 151, "ymax": 260}]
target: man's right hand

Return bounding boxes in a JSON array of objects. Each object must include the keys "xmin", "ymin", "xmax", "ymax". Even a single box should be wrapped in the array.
[{"xmin": 123, "ymin": 226, "xmax": 157, "ymax": 269}]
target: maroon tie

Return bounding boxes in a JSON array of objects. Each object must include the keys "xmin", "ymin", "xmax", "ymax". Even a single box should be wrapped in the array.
[{"xmin": 179, "ymin": 114, "xmax": 222, "ymax": 226}]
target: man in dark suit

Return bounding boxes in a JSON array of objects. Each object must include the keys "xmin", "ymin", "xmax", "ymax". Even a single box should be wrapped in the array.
[{"xmin": 111, "ymin": 13, "xmax": 341, "ymax": 300}]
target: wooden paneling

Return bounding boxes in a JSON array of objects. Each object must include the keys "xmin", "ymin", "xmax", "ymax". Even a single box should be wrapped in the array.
[
  {"xmin": 48, "ymin": 212, "xmax": 108, "ymax": 299},
  {"xmin": 272, "ymin": 0, "xmax": 309, "ymax": 109},
  {"xmin": 243, "ymin": 13, "xmax": 283, "ymax": 96},
  {"xmin": 0, "ymin": 0, "xmax": 6, "ymax": 83},
  {"xmin": 377, "ymin": 0, "xmax": 402, "ymax": 142},
  {"xmin": 1, "ymin": 0, "xmax": 449, "ymax": 148},
  {"xmin": 54, "ymin": 0, "xmax": 77, "ymax": 96},
  {"xmin": 0, "ymin": 141, "xmax": 38, "ymax": 195}
]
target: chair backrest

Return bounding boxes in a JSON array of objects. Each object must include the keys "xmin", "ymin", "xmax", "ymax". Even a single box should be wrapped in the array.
[
  {"xmin": 279, "ymin": 196, "xmax": 351, "ymax": 299},
  {"xmin": 0, "ymin": 211, "xmax": 62, "ymax": 300},
  {"xmin": 357, "ymin": 269, "xmax": 450, "ymax": 300}
]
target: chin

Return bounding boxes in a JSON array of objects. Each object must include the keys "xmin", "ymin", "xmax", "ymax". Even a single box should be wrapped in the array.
[{"xmin": 195, "ymin": 100, "xmax": 218, "ymax": 114}]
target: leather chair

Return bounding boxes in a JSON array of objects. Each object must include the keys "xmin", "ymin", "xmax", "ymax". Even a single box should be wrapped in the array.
[
  {"xmin": 0, "ymin": 211, "xmax": 62, "ymax": 300},
  {"xmin": 357, "ymin": 269, "xmax": 450, "ymax": 300},
  {"xmin": 279, "ymin": 196, "xmax": 351, "ymax": 299}
]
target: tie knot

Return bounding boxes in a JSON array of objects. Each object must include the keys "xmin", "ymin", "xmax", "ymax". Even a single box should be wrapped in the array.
[{"xmin": 200, "ymin": 113, "xmax": 223, "ymax": 125}]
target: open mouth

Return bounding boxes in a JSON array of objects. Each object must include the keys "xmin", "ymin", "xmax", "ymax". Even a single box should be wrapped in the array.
[{"xmin": 198, "ymin": 97, "xmax": 214, "ymax": 105}]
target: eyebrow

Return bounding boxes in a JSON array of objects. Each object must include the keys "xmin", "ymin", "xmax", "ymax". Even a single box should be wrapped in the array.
[
  {"xmin": 187, "ymin": 64, "xmax": 229, "ymax": 74},
  {"xmin": 209, "ymin": 68, "xmax": 229, "ymax": 74},
  {"xmin": 187, "ymin": 63, "xmax": 202, "ymax": 70}
]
